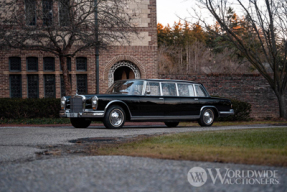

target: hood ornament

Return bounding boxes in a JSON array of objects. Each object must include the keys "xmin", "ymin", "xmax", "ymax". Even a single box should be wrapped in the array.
[{"xmin": 75, "ymin": 89, "xmax": 78, "ymax": 96}]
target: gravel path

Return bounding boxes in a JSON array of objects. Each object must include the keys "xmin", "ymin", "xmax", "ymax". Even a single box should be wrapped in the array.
[{"xmin": 0, "ymin": 156, "xmax": 286, "ymax": 192}]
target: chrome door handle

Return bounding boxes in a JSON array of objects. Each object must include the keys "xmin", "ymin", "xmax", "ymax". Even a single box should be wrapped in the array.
[
  {"xmin": 194, "ymin": 98, "xmax": 198, "ymax": 101},
  {"xmin": 159, "ymin": 98, "xmax": 164, "ymax": 100}
]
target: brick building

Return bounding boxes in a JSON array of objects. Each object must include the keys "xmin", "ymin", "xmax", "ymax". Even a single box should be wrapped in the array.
[{"xmin": 0, "ymin": 0, "xmax": 158, "ymax": 98}]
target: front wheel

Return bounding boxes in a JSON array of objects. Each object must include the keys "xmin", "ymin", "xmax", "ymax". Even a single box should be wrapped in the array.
[
  {"xmin": 70, "ymin": 118, "xmax": 91, "ymax": 128},
  {"xmin": 103, "ymin": 105, "xmax": 126, "ymax": 129},
  {"xmin": 198, "ymin": 108, "xmax": 215, "ymax": 127},
  {"xmin": 164, "ymin": 122, "xmax": 179, "ymax": 127}
]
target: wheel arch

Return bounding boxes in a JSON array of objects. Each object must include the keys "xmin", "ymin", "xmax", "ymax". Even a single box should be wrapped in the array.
[
  {"xmin": 200, "ymin": 106, "xmax": 219, "ymax": 118},
  {"xmin": 104, "ymin": 100, "xmax": 132, "ymax": 121}
]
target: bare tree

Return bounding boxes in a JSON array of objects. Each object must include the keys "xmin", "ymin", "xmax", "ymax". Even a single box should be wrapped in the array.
[
  {"xmin": 0, "ymin": 0, "xmax": 137, "ymax": 95},
  {"xmin": 158, "ymin": 40, "xmax": 251, "ymax": 75},
  {"xmin": 194, "ymin": 0, "xmax": 287, "ymax": 119}
]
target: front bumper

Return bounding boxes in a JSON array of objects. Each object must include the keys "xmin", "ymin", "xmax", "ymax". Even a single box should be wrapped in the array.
[
  {"xmin": 59, "ymin": 109, "xmax": 105, "ymax": 118},
  {"xmin": 219, "ymin": 109, "xmax": 235, "ymax": 117}
]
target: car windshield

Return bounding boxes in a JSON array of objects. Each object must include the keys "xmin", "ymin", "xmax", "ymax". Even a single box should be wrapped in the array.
[{"xmin": 106, "ymin": 80, "xmax": 143, "ymax": 95}]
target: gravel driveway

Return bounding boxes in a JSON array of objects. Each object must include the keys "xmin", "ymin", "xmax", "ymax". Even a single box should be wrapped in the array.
[
  {"xmin": 0, "ymin": 124, "xmax": 286, "ymax": 192},
  {"xmin": 1, "ymin": 124, "xmax": 287, "ymax": 163},
  {"xmin": 0, "ymin": 156, "xmax": 286, "ymax": 192}
]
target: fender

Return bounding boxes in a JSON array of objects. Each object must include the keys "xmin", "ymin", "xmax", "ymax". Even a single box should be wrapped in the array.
[{"xmin": 104, "ymin": 100, "xmax": 132, "ymax": 117}]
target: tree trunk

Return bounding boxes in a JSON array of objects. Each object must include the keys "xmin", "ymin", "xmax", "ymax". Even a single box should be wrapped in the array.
[
  {"xmin": 194, "ymin": 49, "xmax": 197, "ymax": 73},
  {"xmin": 180, "ymin": 48, "xmax": 183, "ymax": 66},
  {"xmin": 276, "ymin": 92, "xmax": 287, "ymax": 119},
  {"xmin": 60, "ymin": 55, "xmax": 72, "ymax": 96},
  {"xmin": 186, "ymin": 45, "xmax": 189, "ymax": 72}
]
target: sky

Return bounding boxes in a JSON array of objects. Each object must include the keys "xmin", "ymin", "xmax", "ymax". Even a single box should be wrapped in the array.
[
  {"xmin": 156, "ymin": 0, "xmax": 239, "ymax": 27},
  {"xmin": 157, "ymin": 0, "xmax": 199, "ymax": 26}
]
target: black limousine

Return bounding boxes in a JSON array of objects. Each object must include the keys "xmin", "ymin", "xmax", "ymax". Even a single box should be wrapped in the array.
[{"xmin": 60, "ymin": 79, "xmax": 234, "ymax": 128}]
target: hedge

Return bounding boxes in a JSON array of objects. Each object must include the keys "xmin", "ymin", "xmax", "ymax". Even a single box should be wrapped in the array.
[
  {"xmin": 0, "ymin": 98, "xmax": 61, "ymax": 119},
  {"xmin": 218, "ymin": 98, "xmax": 252, "ymax": 121}
]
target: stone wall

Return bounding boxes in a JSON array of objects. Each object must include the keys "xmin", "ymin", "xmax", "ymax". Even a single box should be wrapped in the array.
[{"xmin": 159, "ymin": 74, "xmax": 287, "ymax": 119}]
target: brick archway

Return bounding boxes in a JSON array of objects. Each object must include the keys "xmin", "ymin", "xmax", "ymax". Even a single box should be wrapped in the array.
[
  {"xmin": 108, "ymin": 61, "xmax": 141, "ymax": 87},
  {"xmin": 103, "ymin": 55, "xmax": 146, "ymax": 88}
]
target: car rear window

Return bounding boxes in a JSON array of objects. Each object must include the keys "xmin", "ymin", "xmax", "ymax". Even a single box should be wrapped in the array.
[
  {"xmin": 178, "ymin": 84, "xmax": 195, "ymax": 97},
  {"xmin": 195, "ymin": 84, "xmax": 208, "ymax": 97}
]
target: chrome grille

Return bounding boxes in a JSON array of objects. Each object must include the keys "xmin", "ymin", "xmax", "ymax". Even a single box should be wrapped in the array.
[{"xmin": 70, "ymin": 98, "xmax": 83, "ymax": 113}]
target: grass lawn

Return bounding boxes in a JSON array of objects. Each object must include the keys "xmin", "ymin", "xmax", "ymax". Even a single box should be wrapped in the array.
[
  {"xmin": 94, "ymin": 128, "xmax": 287, "ymax": 167},
  {"xmin": 180, "ymin": 120, "xmax": 287, "ymax": 127}
]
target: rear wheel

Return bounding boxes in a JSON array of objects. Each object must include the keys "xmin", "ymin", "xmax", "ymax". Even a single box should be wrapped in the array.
[
  {"xmin": 103, "ymin": 105, "xmax": 126, "ymax": 129},
  {"xmin": 198, "ymin": 108, "xmax": 215, "ymax": 127},
  {"xmin": 70, "ymin": 118, "xmax": 91, "ymax": 128},
  {"xmin": 164, "ymin": 122, "xmax": 179, "ymax": 127}
]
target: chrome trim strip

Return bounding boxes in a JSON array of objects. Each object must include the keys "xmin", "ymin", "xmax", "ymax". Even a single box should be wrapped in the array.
[
  {"xmin": 192, "ymin": 83, "xmax": 197, "ymax": 97},
  {"xmin": 84, "ymin": 109, "xmax": 94, "ymax": 112},
  {"xmin": 159, "ymin": 82, "xmax": 163, "ymax": 96},
  {"xmin": 175, "ymin": 83, "xmax": 179, "ymax": 96},
  {"xmin": 81, "ymin": 111, "xmax": 104, "ymax": 118},
  {"xmin": 59, "ymin": 110, "xmax": 105, "ymax": 118},
  {"xmin": 142, "ymin": 81, "xmax": 147, "ymax": 95},
  {"xmin": 219, "ymin": 109, "xmax": 235, "ymax": 115},
  {"xmin": 131, "ymin": 115, "xmax": 200, "ymax": 121}
]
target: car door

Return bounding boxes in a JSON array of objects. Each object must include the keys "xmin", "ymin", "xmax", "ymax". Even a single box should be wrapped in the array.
[
  {"xmin": 122, "ymin": 80, "xmax": 144, "ymax": 116},
  {"xmin": 161, "ymin": 82, "xmax": 181, "ymax": 116},
  {"xmin": 136, "ymin": 81, "xmax": 165, "ymax": 117},
  {"xmin": 178, "ymin": 83, "xmax": 201, "ymax": 116}
]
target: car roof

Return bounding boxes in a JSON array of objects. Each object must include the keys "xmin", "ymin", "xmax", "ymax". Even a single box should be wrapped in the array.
[{"xmin": 116, "ymin": 79, "xmax": 197, "ymax": 84}]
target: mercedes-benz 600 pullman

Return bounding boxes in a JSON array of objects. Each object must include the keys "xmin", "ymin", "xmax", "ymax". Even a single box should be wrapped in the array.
[{"xmin": 60, "ymin": 79, "xmax": 234, "ymax": 128}]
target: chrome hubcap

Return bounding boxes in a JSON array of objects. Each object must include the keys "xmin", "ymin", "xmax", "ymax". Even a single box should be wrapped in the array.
[
  {"xmin": 203, "ymin": 110, "xmax": 214, "ymax": 125},
  {"xmin": 109, "ymin": 109, "xmax": 124, "ymax": 127}
]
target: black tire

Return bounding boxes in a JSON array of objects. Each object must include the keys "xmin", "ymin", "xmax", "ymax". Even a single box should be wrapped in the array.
[
  {"xmin": 164, "ymin": 122, "xmax": 179, "ymax": 127},
  {"xmin": 70, "ymin": 118, "xmax": 91, "ymax": 128},
  {"xmin": 103, "ymin": 105, "xmax": 126, "ymax": 129},
  {"xmin": 198, "ymin": 108, "xmax": 215, "ymax": 127}
]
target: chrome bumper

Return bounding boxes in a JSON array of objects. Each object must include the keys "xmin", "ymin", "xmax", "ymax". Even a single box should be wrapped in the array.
[
  {"xmin": 219, "ymin": 109, "xmax": 235, "ymax": 116},
  {"xmin": 59, "ymin": 109, "xmax": 105, "ymax": 118}
]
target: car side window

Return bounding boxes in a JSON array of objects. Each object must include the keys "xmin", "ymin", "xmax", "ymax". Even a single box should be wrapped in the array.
[
  {"xmin": 178, "ymin": 84, "xmax": 195, "ymax": 96},
  {"xmin": 129, "ymin": 81, "xmax": 143, "ymax": 95},
  {"xmin": 146, "ymin": 82, "xmax": 160, "ymax": 96},
  {"xmin": 195, "ymin": 84, "xmax": 207, "ymax": 97},
  {"xmin": 161, "ymin": 83, "xmax": 177, "ymax": 96}
]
